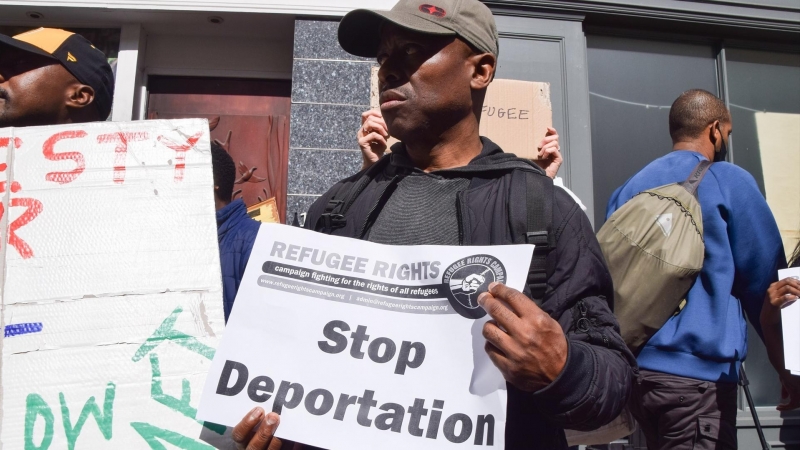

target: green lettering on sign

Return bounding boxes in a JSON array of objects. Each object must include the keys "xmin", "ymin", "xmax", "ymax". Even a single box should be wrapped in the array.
[
  {"xmin": 130, "ymin": 422, "xmax": 215, "ymax": 450},
  {"xmin": 24, "ymin": 394, "xmax": 54, "ymax": 450},
  {"xmin": 148, "ymin": 353, "xmax": 225, "ymax": 435},
  {"xmin": 132, "ymin": 306, "xmax": 215, "ymax": 362},
  {"xmin": 59, "ymin": 382, "xmax": 115, "ymax": 450}
]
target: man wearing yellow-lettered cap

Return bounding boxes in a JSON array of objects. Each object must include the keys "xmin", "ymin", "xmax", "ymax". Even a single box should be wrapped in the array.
[{"xmin": 0, "ymin": 27, "xmax": 114, "ymax": 128}]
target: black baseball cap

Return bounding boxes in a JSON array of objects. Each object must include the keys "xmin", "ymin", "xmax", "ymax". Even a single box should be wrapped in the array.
[
  {"xmin": 0, "ymin": 28, "xmax": 115, "ymax": 120},
  {"xmin": 338, "ymin": 0, "xmax": 498, "ymax": 58}
]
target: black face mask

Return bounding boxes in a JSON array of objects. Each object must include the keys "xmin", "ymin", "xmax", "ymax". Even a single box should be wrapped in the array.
[{"xmin": 714, "ymin": 124, "xmax": 728, "ymax": 162}]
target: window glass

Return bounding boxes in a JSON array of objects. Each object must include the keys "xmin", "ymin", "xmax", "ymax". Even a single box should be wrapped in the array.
[
  {"xmin": 726, "ymin": 48, "xmax": 800, "ymax": 406},
  {"xmin": 587, "ymin": 35, "xmax": 718, "ymax": 227}
]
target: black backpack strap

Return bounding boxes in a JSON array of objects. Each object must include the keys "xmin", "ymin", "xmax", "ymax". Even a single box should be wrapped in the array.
[
  {"xmin": 524, "ymin": 171, "xmax": 555, "ymax": 302},
  {"xmin": 679, "ymin": 160, "xmax": 713, "ymax": 197},
  {"xmin": 318, "ymin": 156, "xmax": 391, "ymax": 234}
]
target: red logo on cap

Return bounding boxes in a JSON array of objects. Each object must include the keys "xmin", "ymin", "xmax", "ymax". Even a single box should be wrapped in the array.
[{"xmin": 419, "ymin": 4, "xmax": 446, "ymax": 17}]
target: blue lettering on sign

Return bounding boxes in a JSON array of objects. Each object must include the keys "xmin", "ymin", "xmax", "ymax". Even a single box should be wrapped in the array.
[{"xmin": 5, "ymin": 322, "xmax": 43, "ymax": 337}]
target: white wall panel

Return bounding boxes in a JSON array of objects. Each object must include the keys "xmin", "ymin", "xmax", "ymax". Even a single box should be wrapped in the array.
[{"xmin": 0, "ymin": 0, "xmax": 399, "ymax": 15}]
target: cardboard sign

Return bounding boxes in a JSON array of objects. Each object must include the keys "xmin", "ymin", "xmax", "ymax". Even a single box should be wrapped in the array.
[
  {"xmin": 479, "ymin": 79, "xmax": 552, "ymax": 160},
  {"xmin": 197, "ymin": 224, "xmax": 535, "ymax": 450},
  {"xmin": 0, "ymin": 119, "xmax": 228, "ymax": 449},
  {"xmin": 370, "ymin": 70, "xmax": 552, "ymax": 160}
]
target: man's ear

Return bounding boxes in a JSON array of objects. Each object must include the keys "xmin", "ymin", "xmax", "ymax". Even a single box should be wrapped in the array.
[
  {"xmin": 469, "ymin": 52, "xmax": 497, "ymax": 90},
  {"xmin": 66, "ymin": 84, "xmax": 96, "ymax": 109},
  {"xmin": 709, "ymin": 120, "xmax": 721, "ymax": 145}
]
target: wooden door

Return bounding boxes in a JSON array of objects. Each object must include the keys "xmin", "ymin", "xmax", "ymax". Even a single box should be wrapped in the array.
[{"xmin": 147, "ymin": 76, "xmax": 291, "ymax": 222}]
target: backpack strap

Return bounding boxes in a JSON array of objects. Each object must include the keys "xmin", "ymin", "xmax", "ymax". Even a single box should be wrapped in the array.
[
  {"xmin": 318, "ymin": 156, "xmax": 391, "ymax": 234},
  {"xmin": 524, "ymin": 171, "xmax": 555, "ymax": 302},
  {"xmin": 679, "ymin": 160, "xmax": 713, "ymax": 197}
]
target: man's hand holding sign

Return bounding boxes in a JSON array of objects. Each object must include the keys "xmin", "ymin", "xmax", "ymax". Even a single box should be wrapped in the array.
[
  {"xmin": 479, "ymin": 283, "xmax": 568, "ymax": 392},
  {"xmin": 232, "ymin": 408, "xmax": 283, "ymax": 450}
]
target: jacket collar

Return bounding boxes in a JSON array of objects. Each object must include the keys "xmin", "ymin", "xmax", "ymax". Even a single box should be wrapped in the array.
[
  {"xmin": 388, "ymin": 137, "xmax": 544, "ymax": 175},
  {"xmin": 216, "ymin": 199, "xmax": 251, "ymax": 237}
]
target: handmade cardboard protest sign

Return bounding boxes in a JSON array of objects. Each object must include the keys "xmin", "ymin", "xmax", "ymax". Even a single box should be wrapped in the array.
[
  {"xmin": 370, "ymin": 68, "xmax": 552, "ymax": 160},
  {"xmin": 197, "ymin": 224, "xmax": 534, "ymax": 450},
  {"xmin": 479, "ymin": 79, "xmax": 553, "ymax": 160},
  {"xmin": 0, "ymin": 119, "xmax": 227, "ymax": 449}
]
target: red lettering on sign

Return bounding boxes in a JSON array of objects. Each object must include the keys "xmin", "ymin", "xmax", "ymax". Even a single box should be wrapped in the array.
[
  {"xmin": 98, "ymin": 131, "xmax": 149, "ymax": 184},
  {"xmin": 7, "ymin": 197, "xmax": 43, "ymax": 259},
  {"xmin": 43, "ymin": 130, "xmax": 87, "ymax": 184},
  {"xmin": 0, "ymin": 137, "xmax": 22, "ymax": 149},
  {"xmin": 157, "ymin": 132, "xmax": 202, "ymax": 182}
]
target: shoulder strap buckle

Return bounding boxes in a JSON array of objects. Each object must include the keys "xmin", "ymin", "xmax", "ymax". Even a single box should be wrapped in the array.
[
  {"xmin": 320, "ymin": 213, "xmax": 346, "ymax": 233},
  {"xmin": 526, "ymin": 231, "xmax": 550, "ymax": 248}
]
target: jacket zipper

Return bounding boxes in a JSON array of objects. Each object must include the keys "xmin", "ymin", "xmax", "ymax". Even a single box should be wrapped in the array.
[
  {"xmin": 576, "ymin": 300, "xmax": 590, "ymax": 332},
  {"xmin": 455, "ymin": 191, "xmax": 465, "ymax": 245},
  {"xmin": 576, "ymin": 299, "xmax": 610, "ymax": 348}
]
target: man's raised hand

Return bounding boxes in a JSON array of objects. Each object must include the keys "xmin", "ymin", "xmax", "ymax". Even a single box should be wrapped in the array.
[
  {"xmin": 358, "ymin": 109, "xmax": 390, "ymax": 171},
  {"xmin": 534, "ymin": 127, "xmax": 562, "ymax": 179},
  {"xmin": 478, "ymin": 282, "xmax": 568, "ymax": 392}
]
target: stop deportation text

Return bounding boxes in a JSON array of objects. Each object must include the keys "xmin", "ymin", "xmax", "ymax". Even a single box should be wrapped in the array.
[{"xmin": 214, "ymin": 319, "xmax": 496, "ymax": 446}]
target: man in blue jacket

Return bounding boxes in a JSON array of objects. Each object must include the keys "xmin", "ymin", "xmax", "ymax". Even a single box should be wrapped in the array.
[
  {"xmin": 212, "ymin": 141, "xmax": 260, "ymax": 321},
  {"xmin": 606, "ymin": 89, "xmax": 786, "ymax": 449}
]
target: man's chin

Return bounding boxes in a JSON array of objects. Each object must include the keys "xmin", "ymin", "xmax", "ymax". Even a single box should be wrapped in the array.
[{"xmin": 383, "ymin": 117, "xmax": 414, "ymax": 144}]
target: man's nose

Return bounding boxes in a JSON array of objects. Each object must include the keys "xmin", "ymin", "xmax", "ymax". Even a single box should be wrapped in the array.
[{"xmin": 378, "ymin": 57, "xmax": 402, "ymax": 87}]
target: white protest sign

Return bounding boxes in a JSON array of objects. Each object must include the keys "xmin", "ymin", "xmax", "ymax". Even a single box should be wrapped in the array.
[
  {"xmin": 779, "ymin": 267, "xmax": 800, "ymax": 374},
  {"xmin": 197, "ymin": 223, "xmax": 534, "ymax": 450},
  {"xmin": 0, "ymin": 119, "xmax": 227, "ymax": 449}
]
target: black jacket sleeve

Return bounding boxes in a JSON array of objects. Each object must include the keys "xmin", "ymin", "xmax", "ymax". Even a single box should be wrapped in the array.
[{"xmin": 528, "ymin": 188, "xmax": 637, "ymax": 430}]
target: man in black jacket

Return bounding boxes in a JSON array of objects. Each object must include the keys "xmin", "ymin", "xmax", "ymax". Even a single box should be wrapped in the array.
[{"xmin": 232, "ymin": 0, "xmax": 635, "ymax": 448}]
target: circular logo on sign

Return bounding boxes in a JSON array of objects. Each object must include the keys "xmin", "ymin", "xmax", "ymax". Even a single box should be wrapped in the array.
[
  {"xmin": 441, "ymin": 254, "xmax": 506, "ymax": 319},
  {"xmin": 419, "ymin": 4, "xmax": 447, "ymax": 18}
]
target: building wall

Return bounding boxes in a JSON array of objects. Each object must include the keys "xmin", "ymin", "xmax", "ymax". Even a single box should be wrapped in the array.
[
  {"xmin": 285, "ymin": 19, "xmax": 375, "ymax": 225},
  {"xmin": 144, "ymin": 34, "xmax": 293, "ymax": 80},
  {"xmin": 1, "ymin": 0, "xmax": 400, "ymax": 16}
]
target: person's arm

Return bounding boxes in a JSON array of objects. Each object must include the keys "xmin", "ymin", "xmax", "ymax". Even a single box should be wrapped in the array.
[
  {"xmin": 761, "ymin": 277, "xmax": 800, "ymax": 411},
  {"xmin": 480, "ymin": 189, "xmax": 636, "ymax": 430},
  {"xmin": 722, "ymin": 168, "xmax": 784, "ymax": 339}
]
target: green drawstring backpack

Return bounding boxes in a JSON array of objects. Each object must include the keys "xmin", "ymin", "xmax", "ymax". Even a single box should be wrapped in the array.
[{"xmin": 597, "ymin": 160, "xmax": 712, "ymax": 354}]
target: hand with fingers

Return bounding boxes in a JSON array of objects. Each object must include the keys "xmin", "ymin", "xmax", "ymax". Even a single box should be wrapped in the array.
[
  {"xmin": 534, "ymin": 127, "xmax": 562, "ymax": 179},
  {"xmin": 232, "ymin": 407, "xmax": 296, "ymax": 450},
  {"xmin": 778, "ymin": 373, "xmax": 800, "ymax": 412},
  {"xmin": 358, "ymin": 109, "xmax": 390, "ymax": 171},
  {"xmin": 477, "ymin": 282, "xmax": 568, "ymax": 392},
  {"xmin": 760, "ymin": 276, "xmax": 800, "ymax": 411},
  {"xmin": 761, "ymin": 276, "xmax": 800, "ymax": 328}
]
